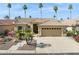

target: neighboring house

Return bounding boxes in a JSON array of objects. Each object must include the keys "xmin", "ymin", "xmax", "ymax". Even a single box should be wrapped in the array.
[
  {"xmin": 76, "ymin": 20, "xmax": 79, "ymax": 31},
  {"xmin": 0, "ymin": 20, "xmax": 15, "ymax": 33}
]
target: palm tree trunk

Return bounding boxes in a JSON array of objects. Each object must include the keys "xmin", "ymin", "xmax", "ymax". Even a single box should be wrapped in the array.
[
  {"xmin": 40, "ymin": 8, "xmax": 42, "ymax": 18},
  {"xmin": 9, "ymin": 8, "xmax": 10, "ymax": 19},
  {"xmin": 70, "ymin": 10, "xmax": 71, "ymax": 19},
  {"xmin": 56, "ymin": 12, "xmax": 57, "ymax": 19},
  {"xmin": 24, "ymin": 10, "xmax": 26, "ymax": 18}
]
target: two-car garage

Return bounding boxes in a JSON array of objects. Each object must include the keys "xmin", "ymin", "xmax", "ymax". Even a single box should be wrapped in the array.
[
  {"xmin": 41, "ymin": 27, "xmax": 63, "ymax": 36},
  {"xmin": 38, "ymin": 20, "xmax": 63, "ymax": 37}
]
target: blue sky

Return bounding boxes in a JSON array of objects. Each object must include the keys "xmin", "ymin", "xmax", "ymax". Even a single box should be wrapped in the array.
[{"xmin": 0, "ymin": 3, "xmax": 79, "ymax": 20}]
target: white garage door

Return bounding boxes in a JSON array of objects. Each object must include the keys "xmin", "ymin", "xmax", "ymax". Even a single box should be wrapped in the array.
[{"xmin": 41, "ymin": 28, "xmax": 62, "ymax": 36}]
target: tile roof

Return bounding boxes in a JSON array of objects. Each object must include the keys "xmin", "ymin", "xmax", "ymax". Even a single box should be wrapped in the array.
[
  {"xmin": 15, "ymin": 20, "xmax": 31, "ymax": 25},
  {"xmin": 16, "ymin": 18, "xmax": 49, "ymax": 24},
  {"xmin": 0, "ymin": 18, "xmax": 79, "ymax": 26},
  {"xmin": 39, "ymin": 20, "xmax": 77, "ymax": 26},
  {"xmin": 15, "ymin": 18, "xmax": 49, "ymax": 23},
  {"xmin": 0, "ymin": 20, "xmax": 15, "ymax": 25},
  {"xmin": 39, "ymin": 20, "xmax": 63, "ymax": 26},
  {"xmin": 31, "ymin": 19, "xmax": 49, "ymax": 23},
  {"xmin": 62, "ymin": 20, "xmax": 76, "ymax": 26}
]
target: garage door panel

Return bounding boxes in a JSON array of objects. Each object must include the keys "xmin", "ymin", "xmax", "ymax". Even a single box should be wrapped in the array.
[{"xmin": 41, "ymin": 28, "xmax": 62, "ymax": 36}]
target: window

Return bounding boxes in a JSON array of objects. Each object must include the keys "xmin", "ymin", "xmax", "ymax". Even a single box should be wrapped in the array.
[{"xmin": 18, "ymin": 26, "xmax": 22, "ymax": 30}]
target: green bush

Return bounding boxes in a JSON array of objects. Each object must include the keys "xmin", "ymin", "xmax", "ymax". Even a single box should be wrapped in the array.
[
  {"xmin": 16, "ymin": 30, "xmax": 33, "ymax": 40},
  {"xmin": 0, "ymin": 32, "xmax": 4, "ymax": 35},
  {"xmin": 76, "ymin": 31, "xmax": 79, "ymax": 35},
  {"xmin": 0, "ymin": 32, "xmax": 4, "ymax": 38},
  {"xmin": 25, "ymin": 30, "xmax": 31, "ymax": 33},
  {"xmin": 3, "ymin": 37, "xmax": 12, "ymax": 42},
  {"xmin": 67, "ymin": 29, "xmax": 78, "ymax": 36}
]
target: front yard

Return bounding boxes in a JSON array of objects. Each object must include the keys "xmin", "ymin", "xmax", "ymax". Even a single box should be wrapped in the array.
[
  {"xmin": 0, "ymin": 29, "xmax": 79, "ymax": 54},
  {"xmin": 0, "ymin": 36, "xmax": 79, "ymax": 54}
]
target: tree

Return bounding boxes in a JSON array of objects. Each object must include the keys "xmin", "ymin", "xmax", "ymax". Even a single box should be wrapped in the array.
[
  {"xmin": 15, "ymin": 16, "xmax": 21, "ymax": 19},
  {"xmin": 29, "ymin": 15, "xmax": 32, "ymax": 18},
  {"xmin": 15, "ymin": 17, "xmax": 18, "ymax": 19},
  {"xmin": 67, "ymin": 17, "xmax": 69, "ymax": 20},
  {"xmin": 39, "ymin": 3, "xmax": 43, "ymax": 18},
  {"xmin": 53, "ymin": 14, "xmax": 56, "ymax": 19},
  {"xmin": 60, "ymin": 18, "xmax": 63, "ymax": 21},
  {"xmin": 53, "ymin": 6, "xmax": 58, "ymax": 19},
  {"xmin": 68, "ymin": 4, "xmax": 73, "ymax": 19},
  {"xmin": 7, "ymin": 3, "xmax": 11, "ymax": 19},
  {"xmin": 4, "ymin": 15, "xmax": 9, "ymax": 19},
  {"xmin": 23, "ymin": 5, "xmax": 27, "ymax": 18},
  {"xmin": 18, "ymin": 16, "xmax": 21, "ymax": 19}
]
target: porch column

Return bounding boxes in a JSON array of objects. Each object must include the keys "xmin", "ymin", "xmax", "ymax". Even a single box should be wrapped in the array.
[
  {"xmin": 61, "ymin": 27, "xmax": 64, "ymax": 36},
  {"xmin": 31, "ymin": 24, "xmax": 33, "ymax": 33},
  {"xmin": 14, "ymin": 26, "xmax": 17, "ymax": 31},
  {"xmin": 38, "ymin": 26, "xmax": 41, "ymax": 36}
]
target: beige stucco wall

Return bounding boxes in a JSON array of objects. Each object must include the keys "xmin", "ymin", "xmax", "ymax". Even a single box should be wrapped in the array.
[
  {"xmin": 15, "ymin": 24, "xmax": 31, "ymax": 31},
  {"xmin": 76, "ymin": 26, "xmax": 79, "ymax": 31},
  {"xmin": 0, "ymin": 25, "xmax": 15, "ymax": 32}
]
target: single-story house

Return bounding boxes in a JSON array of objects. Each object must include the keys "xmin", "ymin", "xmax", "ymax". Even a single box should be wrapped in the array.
[{"xmin": 0, "ymin": 18, "xmax": 79, "ymax": 37}]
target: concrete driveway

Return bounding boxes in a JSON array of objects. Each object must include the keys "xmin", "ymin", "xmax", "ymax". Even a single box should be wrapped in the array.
[{"xmin": 35, "ymin": 37, "xmax": 79, "ymax": 54}]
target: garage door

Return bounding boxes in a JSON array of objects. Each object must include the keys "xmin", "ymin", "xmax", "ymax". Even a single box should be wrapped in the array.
[{"xmin": 41, "ymin": 28, "xmax": 62, "ymax": 36}]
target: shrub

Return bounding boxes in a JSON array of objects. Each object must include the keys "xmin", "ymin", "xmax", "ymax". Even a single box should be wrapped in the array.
[
  {"xmin": 16, "ymin": 30, "xmax": 33, "ymax": 41},
  {"xmin": 0, "ymin": 32, "xmax": 4, "ymax": 35},
  {"xmin": 3, "ymin": 37, "xmax": 12, "ymax": 42},
  {"xmin": 67, "ymin": 30, "xmax": 78, "ymax": 36},
  {"xmin": 4, "ymin": 30, "xmax": 10, "ymax": 36},
  {"xmin": 25, "ymin": 30, "xmax": 31, "ymax": 33},
  {"xmin": 0, "ymin": 32, "xmax": 4, "ymax": 38}
]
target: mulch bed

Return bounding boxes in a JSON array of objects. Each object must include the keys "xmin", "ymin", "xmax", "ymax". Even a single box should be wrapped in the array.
[
  {"xmin": 0, "ymin": 40, "xmax": 16, "ymax": 50},
  {"xmin": 18, "ymin": 40, "xmax": 36, "ymax": 50}
]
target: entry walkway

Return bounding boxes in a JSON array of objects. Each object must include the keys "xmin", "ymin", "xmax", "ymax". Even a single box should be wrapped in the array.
[{"xmin": 9, "ymin": 41, "xmax": 26, "ymax": 50}]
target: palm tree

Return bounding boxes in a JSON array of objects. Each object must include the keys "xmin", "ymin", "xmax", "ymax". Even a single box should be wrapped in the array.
[
  {"xmin": 53, "ymin": 6, "xmax": 58, "ymax": 19},
  {"xmin": 15, "ymin": 16, "xmax": 21, "ymax": 19},
  {"xmin": 53, "ymin": 14, "xmax": 56, "ymax": 19},
  {"xmin": 18, "ymin": 16, "xmax": 21, "ymax": 19},
  {"xmin": 67, "ymin": 17, "xmax": 69, "ymax": 20},
  {"xmin": 15, "ymin": 17, "xmax": 18, "ymax": 19},
  {"xmin": 23, "ymin": 5, "xmax": 27, "ymax": 18},
  {"xmin": 60, "ymin": 18, "xmax": 63, "ymax": 21},
  {"xmin": 4, "ymin": 15, "xmax": 9, "ymax": 19},
  {"xmin": 39, "ymin": 3, "xmax": 43, "ymax": 18},
  {"xmin": 7, "ymin": 3, "xmax": 11, "ymax": 19},
  {"xmin": 29, "ymin": 15, "xmax": 32, "ymax": 18},
  {"xmin": 68, "ymin": 4, "xmax": 73, "ymax": 19}
]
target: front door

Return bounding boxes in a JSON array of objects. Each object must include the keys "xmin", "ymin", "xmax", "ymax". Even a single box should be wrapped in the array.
[{"xmin": 33, "ymin": 24, "xmax": 38, "ymax": 33}]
